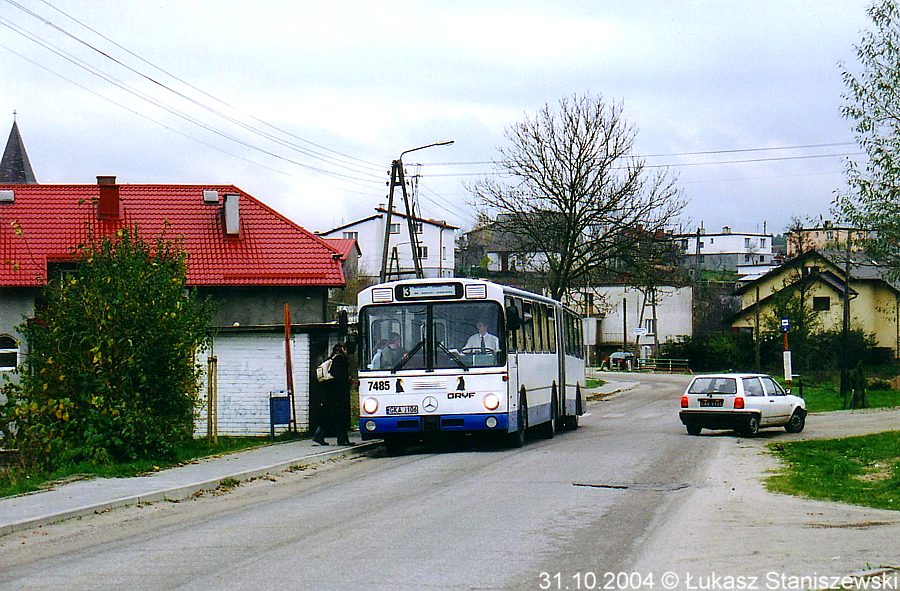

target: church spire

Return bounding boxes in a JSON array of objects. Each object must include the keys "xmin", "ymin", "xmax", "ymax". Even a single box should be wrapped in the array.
[{"xmin": 0, "ymin": 118, "xmax": 38, "ymax": 184}]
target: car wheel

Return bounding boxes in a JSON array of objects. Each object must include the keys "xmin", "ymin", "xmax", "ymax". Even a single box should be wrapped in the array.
[
  {"xmin": 785, "ymin": 410, "xmax": 806, "ymax": 433},
  {"xmin": 742, "ymin": 415, "xmax": 760, "ymax": 437},
  {"xmin": 686, "ymin": 424, "xmax": 702, "ymax": 436}
]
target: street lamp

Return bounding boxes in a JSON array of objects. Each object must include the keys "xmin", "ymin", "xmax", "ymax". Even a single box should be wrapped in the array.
[{"xmin": 379, "ymin": 140, "xmax": 455, "ymax": 283}]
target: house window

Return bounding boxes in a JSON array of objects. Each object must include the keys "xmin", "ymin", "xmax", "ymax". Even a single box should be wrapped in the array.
[
  {"xmin": 389, "ymin": 223, "xmax": 401, "ymax": 234},
  {"xmin": 760, "ymin": 238, "xmax": 767, "ymax": 248},
  {"xmin": 413, "ymin": 222, "xmax": 424, "ymax": 234},
  {"xmin": 698, "ymin": 241, "xmax": 704, "ymax": 249},
  {"xmin": 681, "ymin": 240, "xmax": 689, "ymax": 251},
  {"xmin": 342, "ymin": 231, "xmax": 358, "ymax": 240},
  {"xmin": 0, "ymin": 335, "xmax": 18, "ymax": 371},
  {"xmin": 826, "ymin": 231, "xmax": 834, "ymax": 240},
  {"xmin": 744, "ymin": 237, "xmax": 751, "ymax": 248},
  {"xmin": 644, "ymin": 319, "xmax": 656, "ymax": 335},
  {"xmin": 417, "ymin": 246, "xmax": 429, "ymax": 259},
  {"xmin": 710, "ymin": 238, "xmax": 714, "ymax": 244},
  {"xmin": 813, "ymin": 297, "xmax": 831, "ymax": 311}
]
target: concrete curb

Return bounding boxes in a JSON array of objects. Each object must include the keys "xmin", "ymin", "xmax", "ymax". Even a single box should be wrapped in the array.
[{"xmin": 0, "ymin": 440, "xmax": 381, "ymax": 537}]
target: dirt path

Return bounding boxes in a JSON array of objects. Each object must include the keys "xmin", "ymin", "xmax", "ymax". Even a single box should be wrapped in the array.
[{"xmin": 632, "ymin": 408, "xmax": 900, "ymax": 581}]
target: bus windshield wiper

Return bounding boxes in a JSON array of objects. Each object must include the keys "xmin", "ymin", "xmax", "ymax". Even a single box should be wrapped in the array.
[
  {"xmin": 392, "ymin": 339, "xmax": 425, "ymax": 373},
  {"xmin": 436, "ymin": 340, "xmax": 469, "ymax": 371}
]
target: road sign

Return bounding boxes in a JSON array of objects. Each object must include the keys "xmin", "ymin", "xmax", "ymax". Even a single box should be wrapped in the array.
[
  {"xmin": 632, "ymin": 327, "xmax": 648, "ymax": 336},
  {"xmin": 780, "ymin": 318, "xmax": 790, "ymax": 332}
]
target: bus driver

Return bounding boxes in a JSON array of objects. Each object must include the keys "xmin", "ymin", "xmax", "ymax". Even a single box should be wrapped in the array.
[{"xmin": 463, "ymin": 320, "xmax": 500, "ymax": 353}]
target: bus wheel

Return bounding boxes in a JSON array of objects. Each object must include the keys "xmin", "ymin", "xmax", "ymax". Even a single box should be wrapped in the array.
[
  {"xmin": 569, "ymin": 386, "xmax": 583, "ymax": 430},
  {"xmin": 384, "ymin": 436, "xmax": 406, "ymax": 455},
  {"xmin": 507, "ymin": 391, "xmax": 527, "ymax": 448},
  {"xmin": 537, "ymin": 393, "xmax": 557, "ymax": 439}
]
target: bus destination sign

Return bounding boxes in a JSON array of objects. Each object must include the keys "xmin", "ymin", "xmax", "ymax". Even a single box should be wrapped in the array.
[{"xmin": 395, "ymin": 283, "xmax": 463, "ymax": 301}]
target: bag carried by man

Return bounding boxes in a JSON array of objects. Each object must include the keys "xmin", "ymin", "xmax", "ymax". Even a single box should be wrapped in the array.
[{"xmin": 316, "ymin": 356, "xmax": 334, "ymax": 382}]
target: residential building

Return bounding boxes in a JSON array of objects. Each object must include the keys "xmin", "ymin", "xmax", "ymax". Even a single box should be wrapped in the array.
[
  {"xmin": 319, "ymin": 207, "xmax": 457, "ymax": 281},
  {"xmin": 0, "ymin": 176, "xmax": 347, "ymax": 436},
  {"xmin": 732, "ymin": 250, "xmax": 900, "ymax": 357},
  {"xmin": 784, "ymin": 220, "xmax": 871, "ymax": 258},
  {"xmin": 568, "ymin": 285, "xmax": 693, "ymax": 362},
  {"xmin": 676, "ymin": 226, "xmax": 774, "ymax": 272}
]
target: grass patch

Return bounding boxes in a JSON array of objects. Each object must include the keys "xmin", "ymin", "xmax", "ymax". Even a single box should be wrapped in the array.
[
  {"xmin": 585, "ymin": 378, "xmax": 606, "ymax": 389},
  {"xmin": 766, "ymin": 431, "xmax": 900, "ymax": 511},
  {"xmin": 0, "ymin": 431, "xmax": 302, "ymax": 498},
  {"xmin": 794, "ymin": 381, "xmax": 900, "ymax": 413}
]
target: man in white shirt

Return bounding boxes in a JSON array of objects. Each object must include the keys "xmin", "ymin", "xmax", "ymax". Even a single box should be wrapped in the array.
[{"xmin": 463, "ymin": 320, "xmax": 500, "ymax": 353}]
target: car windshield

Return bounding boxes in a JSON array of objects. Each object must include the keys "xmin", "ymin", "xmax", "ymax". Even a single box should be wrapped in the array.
[
  {"xmin": 360, "ymin": 301, "xmax": 504, "ymax": 372},
  {"xmin": 688, "ymin": 377, "xmax": 737, "ymax": 395}
]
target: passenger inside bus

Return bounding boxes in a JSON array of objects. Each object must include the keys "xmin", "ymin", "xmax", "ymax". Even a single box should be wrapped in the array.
[{"xmin": 378, "ymin": 332, "xmax": 406, "ymax": 369}]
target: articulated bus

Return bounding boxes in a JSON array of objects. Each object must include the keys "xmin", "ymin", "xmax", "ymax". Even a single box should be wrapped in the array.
[{"xmin": 357, "ymin": 278, "xmax": 585, "ymax": 452}]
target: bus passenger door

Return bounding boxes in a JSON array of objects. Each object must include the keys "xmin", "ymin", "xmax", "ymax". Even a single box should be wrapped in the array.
[{"xmin": 506, "ymin": 296, "xmax": 523, "ymax": 430}]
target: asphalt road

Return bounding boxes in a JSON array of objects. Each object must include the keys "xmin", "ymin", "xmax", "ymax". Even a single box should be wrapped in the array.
[{"xmin": 0, "ymin": 374, "xmax": 722, "ymax": 590}]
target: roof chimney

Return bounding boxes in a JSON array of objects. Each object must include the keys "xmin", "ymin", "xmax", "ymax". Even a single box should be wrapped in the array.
[
  {"xmin": 97, "ymin": 175, "xmax": 119, "ymax": 219},
  {"xmin": 223, "ymin": 193, "xmax": 240, "ymax": 236}
]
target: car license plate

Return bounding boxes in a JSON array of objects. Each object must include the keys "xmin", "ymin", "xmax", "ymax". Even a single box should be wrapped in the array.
[
  {"xmin": 699, "ymin": 399, "xmax": 724, "ymax": 408},
  {"xmin": 386, "ymin": 405, "xmax": 418, "ymax": 415}
]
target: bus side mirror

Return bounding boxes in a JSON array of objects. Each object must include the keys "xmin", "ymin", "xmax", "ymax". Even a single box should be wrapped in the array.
[{"xmin": 506, "ymin": 306, "xmax": 522, "ymax": 332}]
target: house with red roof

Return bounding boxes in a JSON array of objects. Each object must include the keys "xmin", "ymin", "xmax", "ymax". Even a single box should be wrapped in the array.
[{"xmin": 0, "ymin": 124, "xmax": 350, "ymax": 435}]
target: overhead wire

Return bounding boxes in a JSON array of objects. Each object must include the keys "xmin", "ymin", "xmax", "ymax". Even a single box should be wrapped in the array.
[
  {"xmin": 11, "ymin": 0, "xmax": 385, "ymax": 175},
  {"xmin": 0, "ymin": 15, "xmax": 385, "ymax": 185}
]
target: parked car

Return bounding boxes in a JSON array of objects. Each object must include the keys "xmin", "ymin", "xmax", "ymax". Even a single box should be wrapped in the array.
[
  {"xmin": 679, "ymin": 373, "xmax": 807, "ymax": 436},
  {"xmin": 603, "ymin": 351, "xmax": 635, "ymax": 370}
]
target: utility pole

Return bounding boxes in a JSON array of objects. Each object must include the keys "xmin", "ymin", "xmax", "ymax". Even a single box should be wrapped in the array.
[
  {"xmin": 840, "ymin": 234, "xmax": 852, "ymax": 401},
  {"xmin": 379, "ymin": 141, "xmax": 454, "ymax": 283}
]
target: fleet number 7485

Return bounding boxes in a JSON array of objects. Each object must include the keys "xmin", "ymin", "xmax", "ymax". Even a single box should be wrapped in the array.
[{"xmin": 368, "ymin": 380, "xmax": 391, "ymax": 391}]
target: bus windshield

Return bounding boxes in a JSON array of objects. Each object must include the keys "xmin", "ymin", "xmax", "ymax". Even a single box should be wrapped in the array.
[{"xmin": 360, "ymin": 302, "xmax": 504, "ymax": 371}]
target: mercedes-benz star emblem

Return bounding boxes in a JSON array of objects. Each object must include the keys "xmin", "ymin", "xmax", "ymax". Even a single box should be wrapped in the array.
[{"xmin": 423, "ymin": 396, "xmax": 438, "ymax": 413}]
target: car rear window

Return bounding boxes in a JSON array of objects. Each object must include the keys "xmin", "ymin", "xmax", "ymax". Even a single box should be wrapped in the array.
[{"xmin": 688, "ymin": 377, "xmax": 737, "ymax": 395}]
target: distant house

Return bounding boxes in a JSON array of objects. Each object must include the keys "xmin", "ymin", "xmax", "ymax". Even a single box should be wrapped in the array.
[
  {"xmin": 568, "ymin": 285, "xmax": 693, "ymax": 361},
  {"xmin": 732, "ymin": 250, "xmax": 900, "ymax": 358},
  {"xmin": 456, "ymin": 219, "xmax": 548, "ymax": 292},
  {"xmin": 0, "ymin": 176, "xmax": 347, "ymax": 436},
  {"xmin": 319, "ymin": 207, "xmax": 457, "ymax": 281},
  {"xmin": 675, "ymin": 226, "xmax": 775, "ymax": 273},
  {"xmin": 784, "ymin": 220, "xmax": 871, "ymax": 258}
]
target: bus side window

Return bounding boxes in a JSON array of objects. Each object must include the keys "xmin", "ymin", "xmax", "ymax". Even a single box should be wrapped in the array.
[
  {"xmin": 534, "ymin": 303, "xmax": 544, "ymax": 353},
  {"xmin": 523, "ymin": 300, "xmax": 535, "ymax": 353},
  {"xmin": 547, "ymin": 307, "xmax": 556, "ymax": 353},
  {"xmin": 505, "ymin": 296, "xmax": 517, "ymax": 352}
]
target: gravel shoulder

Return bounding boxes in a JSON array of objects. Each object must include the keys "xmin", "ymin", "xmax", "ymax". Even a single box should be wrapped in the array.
[{"xmin": 632, "ymin": 407, "xmax": 900, "ymax": 579}]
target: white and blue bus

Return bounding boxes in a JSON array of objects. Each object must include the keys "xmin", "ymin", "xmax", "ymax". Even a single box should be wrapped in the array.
[{"xmin": 357, "ymin": 278, "xmax": 585, "ymax": 452}]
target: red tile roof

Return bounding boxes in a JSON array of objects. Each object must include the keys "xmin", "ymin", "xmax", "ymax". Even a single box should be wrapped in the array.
[
  {"xmin": 322, "ymin": 237, "xmax": 360, "ymax": 260},
  {"xmin": 0, "ymin": 183, "xmax": 345, "ymax": 287}
]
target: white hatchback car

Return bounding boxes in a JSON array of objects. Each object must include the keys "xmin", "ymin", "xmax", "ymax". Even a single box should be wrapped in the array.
[{"xmin": 679, "ymin": 373, "xmax": 807, "ymax": 436}]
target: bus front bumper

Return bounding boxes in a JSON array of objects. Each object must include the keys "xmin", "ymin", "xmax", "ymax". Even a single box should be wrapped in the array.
[{"xmin": 358, "ymin": 413, "xmax": 510, "ymax": 440}]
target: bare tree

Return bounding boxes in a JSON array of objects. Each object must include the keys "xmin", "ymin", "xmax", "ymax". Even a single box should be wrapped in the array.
[{"xmin": 471, "ymin": 94, "xmax": 685, "ymax": 300}]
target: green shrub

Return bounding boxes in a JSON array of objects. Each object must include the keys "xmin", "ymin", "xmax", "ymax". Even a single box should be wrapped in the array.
[{"xmin": 1, "ymin": 228, "xmax": 214, "ymax": 470}]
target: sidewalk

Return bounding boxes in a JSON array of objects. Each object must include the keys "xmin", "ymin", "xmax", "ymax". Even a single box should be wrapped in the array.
[{"xmin": 0, "ymin": 432, "xmax": 379, "ymax": 537}]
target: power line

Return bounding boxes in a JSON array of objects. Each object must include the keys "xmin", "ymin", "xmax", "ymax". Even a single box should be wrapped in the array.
[
  {"xmin": 0, "ymin": 15, "xmax": 385, "ymax": 185},
  {"xmin": 28, "ymin": 0, "xmax": 386, "ymax": 175},
  {"xmin": 418, "ymin": 152, "xmax": 862, "ymax": 178},
  {"xmin": 417, "ymin": 142, "xmax": 859, "ymax": 167}
]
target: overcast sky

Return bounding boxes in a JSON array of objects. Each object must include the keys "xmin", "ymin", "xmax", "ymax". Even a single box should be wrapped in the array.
[{"xmin": 0, "ymin": 1, "xmax": 873, "ymax": 237}]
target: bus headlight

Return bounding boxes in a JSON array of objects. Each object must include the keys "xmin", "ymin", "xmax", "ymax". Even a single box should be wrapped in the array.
[
  {"xmin": 363, "ymin": 397, "xmax": 379, "ymax": 414},
  {"xmin": 365, "ymin": 420, "xmax": 377, "ymax": 432},
  {"xmin": 483, "ymin": 393, "xmax": 500, "ymax": 411},
  {"xmin": 485, "ymin": 416, "xmax": 498, "ymax": 429}
]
